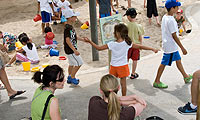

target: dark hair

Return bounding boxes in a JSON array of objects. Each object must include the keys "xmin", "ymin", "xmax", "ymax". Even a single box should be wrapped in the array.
[
  {"xmin": 32, "ymin": 65, "xmax": 64, "ymax": 87},
  {"xmin": 114, "ymin": 24, "xmax": 132, "ymax": 46},
  {"xmin": 166, "ymin": 6, "xmax": 177, "ymax": 12},
  {"xmin": 129, "ymin": 15, "xmax": 137, "ymax": 19},
  {"xmin": 44, "ymin": 26, "xmax": 52, "ymax": 33},
  {"xmin": 21, "ymin": 36, "xmax": 33, "ymax": 50},
  {"xmin": 18, "ymin": 33, "xmax": 28, "ymax": 43},
  {"xmin": 0, "ymin": 31, "xmax": 2, "ymax": 34}
]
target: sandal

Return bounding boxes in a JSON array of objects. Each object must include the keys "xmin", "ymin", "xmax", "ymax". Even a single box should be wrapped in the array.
[
  {"xmin": 153, "ymin": 82, "xmax": 168, "ymax": 88},
  {"xmin": 0, "ymin": 84, "xmax": 5, "ymax": 90},
  {"xmin": 9, "ymin": 90, "xmax": 26, "ymax": 99},
  {"xmin": 184, "ymin": 74, "xmax": 193, "ymax": 84},
  {"xmin": 130, "ymin": 73, "xmax": 139, "ymax": 79}
]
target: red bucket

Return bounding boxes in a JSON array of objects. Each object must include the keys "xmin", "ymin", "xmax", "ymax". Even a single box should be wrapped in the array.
[{"xmin": 33, "ymin": 14, "xmax": 42, "ymax": 22}]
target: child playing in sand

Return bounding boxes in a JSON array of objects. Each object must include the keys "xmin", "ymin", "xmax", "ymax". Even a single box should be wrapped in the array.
[
  {"xmin": 84, "ymin": 23, "xmax": 158, "ymax": 96},
  {"xmin": 153, "ymin": 0, "xmax": 192, "ymax": 88},
  {"xmin": 37, "ymin": 0, "xmax": 55, "ymax": 34},
  {"xmin": 97, "ymin": 0, "xmax": 116, "ymax": 18},
  {"xmin": 144, "ymin": 0, "xmax": 160, "ymax": 26},
  {"xmin": 124, "ymin": 8, "xmax": 144, "ymax": 79},
  {"xmin": 0, "ymin": 31, "xmax": 17, "ymax": 52},
  {"xmin": 175, "ymin": 9, "xmax": 186, "ymax": 35},
  {"xmin": 63, "ymin": 9, "xmax": 86, "ymax": 85},
  {"xmin": 41, "ymin": 26, "xmax": 57, "ymax": 49}
]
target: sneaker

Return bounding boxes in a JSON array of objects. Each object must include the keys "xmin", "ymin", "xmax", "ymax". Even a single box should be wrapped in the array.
[
  {"xmin": 184, "ymin": 74, "xmax": 193, "ymax": 84},
  {"xmin": 178, "ymin": 102, "xmax": 197, "ymax": 115},
  {"xmin": 71, "ymin": 78, "xmax": 79, "ymax": 85},
  {"xmin": 130, "ymin": 73, "xmax": 139, "ymax": 79},
  {"xmin": 67, "ymin": 75, "xmax": 72, "ymax": 84},
  {"xmin": 153, "ymin": 82, "xmax": 168, "ymax": 88}
]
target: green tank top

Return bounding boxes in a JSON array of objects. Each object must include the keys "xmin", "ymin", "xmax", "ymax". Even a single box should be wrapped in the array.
[{"xmin": 31, "ymin": 86, "xmax": 55, "ymax": 120}]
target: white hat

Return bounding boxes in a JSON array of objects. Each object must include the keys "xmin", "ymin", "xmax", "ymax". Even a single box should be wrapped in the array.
[{"xmin": 63, "ymin": 8, "xmax": 80, "ymax": 19}]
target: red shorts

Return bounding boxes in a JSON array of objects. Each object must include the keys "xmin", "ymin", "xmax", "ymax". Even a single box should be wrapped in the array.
[
  {"xmin": 109, "ymin": 64, "xmax": 130, "ymax": 78},
  {"xmin": 128, "ymin": 48, "xmax": 140, "ymax": 60}
]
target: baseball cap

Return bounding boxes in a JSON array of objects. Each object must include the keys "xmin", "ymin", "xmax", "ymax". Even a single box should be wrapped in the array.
[
  {"xmin": 62, "ymin": 8, "xmax": 80, "ymax": 19},
  {"xmin": 124, "ymin": 8, "xmax": 137, "ymax": 17},
  {"xmin": 46, "ymin": 32, "xmax": 55, "ymax": 40},
  {"xmin": 165, "ymin": 0, "xmax": 181, "ymax": 9},
  {"xmin": 177, "ymin": 9, "xmax": 183, "ymax": 13}
]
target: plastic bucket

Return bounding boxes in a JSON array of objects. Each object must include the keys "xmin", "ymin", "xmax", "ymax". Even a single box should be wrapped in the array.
[
  {"xmin": 31, "ymin": 67, "xmax": 40, "ymax": 72},
  {"xmin": 33, "ymin": 14, "xmax": 42, "ymax": 22},
  {"xmin": 42, "ymin": 64, "xmax": 49, "ymax": 68},
  {"xmin": 22, "ymin": 62, "xmax": 31, "ymax": 71},
  {"xmin": 81, "ymin": 23, "xmax": 88, "ymax": 29},
  {"xmin": 49, "ymin": 48, "xmax": 59, "ymax": 56},
  {"xmin": 15, "ymin": 41, "xmax": 24, "ymax": 49}
]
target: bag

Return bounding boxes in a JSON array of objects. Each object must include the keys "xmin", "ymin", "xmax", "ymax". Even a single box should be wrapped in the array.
[
  {"xmin": 41, "ymin": 94, "xmax": 54, "ymax": 120},
  {"xmin": 0, "ymin": 50, "xmax": 10, "ymax": 65}
]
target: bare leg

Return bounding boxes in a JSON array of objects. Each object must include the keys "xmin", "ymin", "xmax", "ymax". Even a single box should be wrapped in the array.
[
  {"xmin": 176, "ymin": 60, "xmax": 189, "ymax": 81},
  {"xmin": 132, "ymin": 60, "xmax": 137, "ymax": 75},
  {"xmin": 7, "ymin": 54, "xmax": 16, "ymax": 65},
  {"xmin": 120, "ymin": 77, "xmax": 127, "ymax": 96},
  {"xmin": 154, "ymin": 64, "xmax": 165, "ymax": 83},
  {"xmin": 0, "ymin": 67, "xmax": 16, "ymax": 96},
  {"xmin": 128, "ymin": 0, "xmax": 131, "ymax": 8},
  {"xmin": 191, "ymin": 70, "xmax": 200, "ymax": 105},
  {"xmin": 155, "ymin": 16, "xmax": 160, "ymax": 26},
  {"xmin": 148, "ymin": 18, "xmax": 152, "ymax": 25},
  {"xmin": 68, "ymin": 66, "xmax": 74, "ymax": 76},
  {"xmin": 42, "ymin": 23, "xmax": 45, "ymax": 34},
  {"xmin": 71, "ymin": 66, "xmax": 81, "ymax": 78}
]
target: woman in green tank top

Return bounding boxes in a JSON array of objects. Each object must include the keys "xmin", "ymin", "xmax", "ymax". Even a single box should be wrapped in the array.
[{"xmin": 31, "ymin": 65, "xmax": 65, "ymax": 120}]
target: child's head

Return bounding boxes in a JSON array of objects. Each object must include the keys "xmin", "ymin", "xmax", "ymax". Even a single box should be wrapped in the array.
[
  {"xmin": 44, "ymin": 26, "xmax": 52, "ymax": 34},
  {"xmin": 18, "ymin": 33, "xmax": 28, "ymax": 43},
  {"xmin": 63, "ymin": 9, "xmax": 80, "ymax": 23},
  {"xmin": 165, "ymin": 0, "xmax": 181, "ymax": 13},
  {"xmin": 0, "ymin": 31, "xmax": 3, "ymax": 38},
  {"xmin": 60, "ymin": 0, "xmax": 65, "ymax": 2},
  {"xmin": 32, "ymin": 65, "xmax": 65, "ymax": 89},
  {"xmin": 114, "ymin": 23, "xmax": 132, "ymax": 45},
  {"xmin": 100, "ymin": 74, "xmax": 120, "ymax": 120},
  {"xmin": 176, "ymin": 9, "xmax": 183, "ymax": 16},
  {"xmin": 21, "ymin": 36, "xmax": 33, "ymax": 50},
  {"xmin": 124, "ymin": 8, "xmax": 137, "ymax": 20}
]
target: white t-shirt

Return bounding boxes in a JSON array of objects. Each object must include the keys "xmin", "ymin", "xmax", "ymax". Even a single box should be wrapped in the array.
[
  {"xmin": 53, "ymin": 0, "xmax": 59, "ymax": 12},
  {"xmin": 38, "ymin": 0, "xmax": 53, "ymax": 13},
  {"xmin": 22, "ymin": 43, "xmax": 39, "ymax": 61},
  {"xmin": 57, "ymin": 0, "xmax": 71, "ymax": 15},
  {"xmin": 161, "ymin": 15, "xmax": 179, "ymax": 53},
  {"xmin": 107, "ymin": 41, "xmax": 132, "ymax": 66}
]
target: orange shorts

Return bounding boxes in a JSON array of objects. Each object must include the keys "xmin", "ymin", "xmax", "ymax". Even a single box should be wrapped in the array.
[{"xmin": 109, "ymin": 64, "xmax": 130, "ymax": 78}]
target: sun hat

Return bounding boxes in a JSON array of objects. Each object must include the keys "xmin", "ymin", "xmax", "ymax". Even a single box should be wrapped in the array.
[
  {"xmin": 123, "ymin": 8, "xmax": 137, "ymax": 17},
  {"xmin": 177, "ymin": 9, "xmax": 183, "ymax": 13},
  {"xmin": 46, "ymin": 32, "xmax": 55, "ymax": 40},
  {"xmin": 62, "ymin": 8, "xmax": 80, "ymax": 19},
  {"xmin": 165, "ymin": 0, "xmax": 181, "ymax": 9}
]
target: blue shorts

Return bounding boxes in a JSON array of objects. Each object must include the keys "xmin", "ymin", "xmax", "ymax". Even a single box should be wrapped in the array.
[
  {"xmin": 99, "ymin": 12, "xmax": 111, "ymax": 18},
  {"xmin": 161, "ymin": 51, "xmax": 181, "ymax": 66},
  {"xmin": 41, "ymin": 11, "xmax": 52, "ymax": 23}
]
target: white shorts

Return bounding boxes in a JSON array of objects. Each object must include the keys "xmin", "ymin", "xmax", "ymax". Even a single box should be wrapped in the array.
[{"xmin": 67, "ymin": 53, "xmax": 83, "ymax": 66}]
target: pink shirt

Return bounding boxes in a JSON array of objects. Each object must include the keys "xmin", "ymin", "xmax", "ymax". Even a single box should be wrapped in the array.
[{"xmin": 45, "ymin": 36, "xmax": 53, "ymax": 45}]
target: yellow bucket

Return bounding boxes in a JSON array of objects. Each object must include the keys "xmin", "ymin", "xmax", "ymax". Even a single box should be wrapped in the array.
[
  {"xmin": 22, "ymin": 62, "xmax": 31, "ymax": 71},
  {"xmin": 81, "ymin": 23, "xmax": 88, "ymax": 29},
  {"xmin": 42, "ymin": 64, "xmax": 49, "ymax": 68},
  {"xmin": 31, "ymin": 67, "xmax": 40, "ymax": 72},
  {"xmin": 15, "ymin": 41, "xmax": 24, "ymax": 49},
  {"xmin": 179, "ymin": 29, "xmax": 183, "ymax": 33}
]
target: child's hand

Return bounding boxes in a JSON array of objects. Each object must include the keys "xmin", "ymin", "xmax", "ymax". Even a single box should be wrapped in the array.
[
  {"xmin": 83, "ymin": 37, "xmax": 91, "ymax": 43},
  {"xmin": 113, "ymin": 9, "xmax": 116, "ymax": 12},
  {"xmin": 181, "ymin": 48, "xmax": 187, "ymax": 55},
  {"xmin": 74, "ymin": 50, "xmax": 80, "ymax": 56},
  {"xmin": 152, "ymin": 48, "xmax": 159, "ymax": 53}
]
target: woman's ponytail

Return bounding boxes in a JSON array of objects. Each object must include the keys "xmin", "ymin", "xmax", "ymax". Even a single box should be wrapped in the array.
[
  {"xmin": 32, "ymin": 71, "xmax": 43, "ymax": 84},
  {"xmin": 108, "ymin": 91, "xmax": 121, "ymax": 120}
]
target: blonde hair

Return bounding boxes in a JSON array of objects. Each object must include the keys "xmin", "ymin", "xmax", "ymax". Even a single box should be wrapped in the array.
[{"xmin": 100, "ymin": 74, "xmax": 121, "ymax": 120}]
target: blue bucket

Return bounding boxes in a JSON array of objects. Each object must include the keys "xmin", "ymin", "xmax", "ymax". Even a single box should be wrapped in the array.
[{"xmin": 49, "ymin": 48, "xmax": 59, "ymax": 56}]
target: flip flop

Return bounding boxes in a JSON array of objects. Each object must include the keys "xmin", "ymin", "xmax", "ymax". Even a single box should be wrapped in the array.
[
  {"xmin": 0, "ymin": 85, "xmax": 5, "ymax": 90},
  {"xmin": 9, "ymin": 90, "xmax": 26, "ymax": 99}
]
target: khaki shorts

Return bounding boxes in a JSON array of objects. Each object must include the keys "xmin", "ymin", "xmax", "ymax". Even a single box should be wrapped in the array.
[{"xmin": 67, "ymin": 53, "xmax": 83, "ymax": 66}]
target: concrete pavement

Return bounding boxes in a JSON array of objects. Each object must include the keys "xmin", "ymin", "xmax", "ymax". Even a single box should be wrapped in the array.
[{"xmin": 1, "ymin": 2, "xmax": 200, "ymax": 120}]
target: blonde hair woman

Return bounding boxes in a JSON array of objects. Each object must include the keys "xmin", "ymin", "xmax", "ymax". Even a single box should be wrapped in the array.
[{"xmin": 88, "ymin": 74, "xmax": 147, "ymax": 120}]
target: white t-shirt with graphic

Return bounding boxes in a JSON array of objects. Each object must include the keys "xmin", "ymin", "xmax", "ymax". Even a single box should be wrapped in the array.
[
  {"xmin": 38, "ymin": 0, "xmax": 53, "ymax": 13},
  {"xmin": 22, "ymin": 43, "xmax": 39, "ymax": 61},
  {"xmin": 57, "ymin": 0, "xmax": 71, "ymax": 12},
  {"xmin": 161, "ymin": 15, "xmax": 179, "ymax": 53},
  {"xmin": 107, "ymin": 41, "xmax": 132, "ymax": 66}
]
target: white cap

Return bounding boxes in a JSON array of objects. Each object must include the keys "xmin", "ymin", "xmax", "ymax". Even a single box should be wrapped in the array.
[{"xmin": 63, "ymin": 8, "xmax": 80, "ymax": 19}]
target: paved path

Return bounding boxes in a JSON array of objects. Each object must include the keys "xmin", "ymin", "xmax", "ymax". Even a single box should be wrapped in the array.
[{"xmin": 1, "ymin": 2, "xmax": 200, "ymax": 120}]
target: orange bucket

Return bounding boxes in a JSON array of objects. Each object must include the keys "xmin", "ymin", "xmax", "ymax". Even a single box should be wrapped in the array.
[{"xmin": 33, "ymin": 14, "xmax": 42, "ymax": 22}]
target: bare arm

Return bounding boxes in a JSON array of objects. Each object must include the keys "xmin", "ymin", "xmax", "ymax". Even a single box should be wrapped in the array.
[
  {"xmin": 172, "ymin": 32, "xmax": 187, "ymax": 55},
  {"xmin": 77, "ymin": 36, "xmax": 85, "ymax": 42},
  {"xmin": 37, "ymin": 2, "xmax": 40, "ymax": 14},
  {"xmin": 110, "ymin": 0, "xmax": 116, "ymax": 12},
  {"xmin": 66, "ymin": 37, "xmax": 80, "ymax": 55},
  {"xmin": 0, "ymin": 44, "xmax": 8, "ymax": 52},
  {"xmin": 49, "ymin": 3, "xmax": 55, "ymax": 14},
  {"xmin": 50, "ymin": 98, "xmax": 61, "ymax": 120},
  {"xmin": 89, "ymin": 41, "xmax": 108, "ymax": 51},
  {"xmin": 182, "ymin": 22, "xmax": 186, "ymax": 32},
  {"xmin": 132, "ymin": 43, "xmax": 158, "ymax": 53},
  {"xmin": 139, "ymin": 35, "xmax": 142, "ymax": 45},
  {"xmin": 144, "ymin": 0, "xmax": 146, "ymax": 8}
]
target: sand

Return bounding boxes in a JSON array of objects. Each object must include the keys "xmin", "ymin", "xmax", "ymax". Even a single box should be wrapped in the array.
[{"xmin": 0, "ymin": 0, "xmax": 195, "ymax": 77}]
